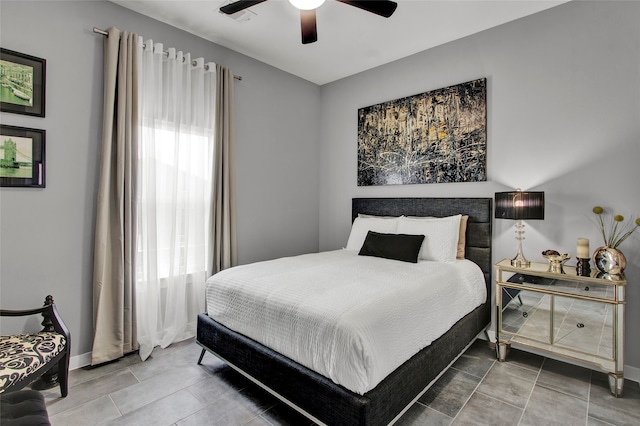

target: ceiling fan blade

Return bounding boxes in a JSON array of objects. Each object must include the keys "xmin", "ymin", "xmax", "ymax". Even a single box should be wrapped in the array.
[
  {"xmin": 336, "ymin": 1, "xmax": 397, "ymax": 18},
  {"xmin": 220, "ymin": 0, "xmax": 268, "ymax": 15},
  {"xmin": 300, "ymin": 9, "xmax": 318, "ymax": 44}
]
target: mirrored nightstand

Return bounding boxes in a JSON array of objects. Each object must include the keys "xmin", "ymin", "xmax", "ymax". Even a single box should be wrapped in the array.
[{"xmin": 495, "ymin": 259, "xmax": 626, "ymax": 396}]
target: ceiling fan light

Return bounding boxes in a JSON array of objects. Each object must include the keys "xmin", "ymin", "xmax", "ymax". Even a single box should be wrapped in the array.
[{"xmin": 289, "ymin": 0, "xmax": 325, "ymax": 11}]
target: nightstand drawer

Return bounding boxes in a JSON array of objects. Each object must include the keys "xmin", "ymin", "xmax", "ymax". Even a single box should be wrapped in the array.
[
  {"xmin": 545, "ymin": 279, "xmax": 615, "ymax": 301},
  {"xmin": 509, "ymin": 274, "xmax": 617, "ymax": 301}
]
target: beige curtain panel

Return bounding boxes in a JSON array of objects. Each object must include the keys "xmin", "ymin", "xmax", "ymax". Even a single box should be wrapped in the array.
[
  {"xmin": 212, "ymin": 64, "xmax": 238, "ymax": 273},
  {"xmin": 91, "ymin": 27, "xmax": 139, "ymax": 365}
]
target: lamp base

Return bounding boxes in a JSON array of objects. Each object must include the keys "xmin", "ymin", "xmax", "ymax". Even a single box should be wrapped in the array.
[
  {"xmin": 510, "ymin": 220, "xmax": 531, "ymax": 268},
  {"xmin": 511, "ymin": 252, "xmax": 530, "ymax": 268}
]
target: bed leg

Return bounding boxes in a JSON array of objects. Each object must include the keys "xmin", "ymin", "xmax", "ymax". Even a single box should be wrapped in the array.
[{"xmin": 197, "ymin": 348, "xmax": 206, "ymax": 365}]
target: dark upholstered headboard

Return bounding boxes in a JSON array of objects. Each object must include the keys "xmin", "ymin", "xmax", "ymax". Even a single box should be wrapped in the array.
[{"xmin": 352, "ymin": 197, "xmax": 493, "ymax": 287}]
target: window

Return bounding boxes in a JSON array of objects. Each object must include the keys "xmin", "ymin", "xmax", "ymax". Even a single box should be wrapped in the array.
[{"xmin": 137, "ymin": 124, "xmax": 213, "ymax": 280}]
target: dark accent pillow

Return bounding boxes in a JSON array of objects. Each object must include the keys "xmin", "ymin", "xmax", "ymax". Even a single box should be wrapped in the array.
[{"xmin": 358, "ymin": 231, "xmax": 425, "ymax": 263}]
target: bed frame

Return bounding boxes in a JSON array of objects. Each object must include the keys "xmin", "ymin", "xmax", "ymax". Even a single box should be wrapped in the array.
[{"xmin": 197, "ymin": 197, "xmax": 492, "ymax": 426}]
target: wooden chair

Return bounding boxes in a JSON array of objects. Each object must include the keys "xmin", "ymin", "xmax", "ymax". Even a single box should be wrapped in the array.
[{"xmin": 0, "ymin": 295, "xmax": 70, "ymax": 397}]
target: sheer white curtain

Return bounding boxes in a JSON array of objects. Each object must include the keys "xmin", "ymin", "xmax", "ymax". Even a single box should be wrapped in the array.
[{"xmin": 136, "ymin": 41, "xmax": 216, "ymax": 360}]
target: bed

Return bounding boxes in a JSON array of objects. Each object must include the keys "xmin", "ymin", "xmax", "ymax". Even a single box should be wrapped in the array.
[{"xmin": 197, "ymin": 197, "xmax": 492, "ymax": 425}]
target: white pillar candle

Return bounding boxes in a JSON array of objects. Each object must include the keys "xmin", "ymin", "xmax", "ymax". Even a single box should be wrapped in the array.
[{"xmin": 577, "ymin": 238, "xmax": 589, "ymax": 259}]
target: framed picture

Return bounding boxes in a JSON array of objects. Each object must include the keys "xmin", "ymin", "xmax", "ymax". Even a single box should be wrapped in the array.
[
  {"xmin": 0, "ymin": 125, "xmax": 45, "ymax": 188},
  {"xmin": 0, "ymin": 48, "xmax": 46, "ymax": 117},
  {"xmin": 357, "ymin": 78, "xmax": 487, "ymax": 186}
]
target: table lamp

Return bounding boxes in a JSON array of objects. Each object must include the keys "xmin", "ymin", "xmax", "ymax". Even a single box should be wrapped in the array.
[{"xmin": 495, "ymin": 190, "xmax": 545, "ymax": 268}]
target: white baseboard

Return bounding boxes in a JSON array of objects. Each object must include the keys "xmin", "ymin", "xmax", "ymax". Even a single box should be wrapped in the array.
[
  {"xmin": 481, "ymin": 331, "xmax": 639, "ymax": 385},
  {"xmin": 625, "ymin": 365, "xmax": 640, "ymax": 385},
  {"xmin": 70, "ymin": 352, "xmax": 92, "ymax": 370}
]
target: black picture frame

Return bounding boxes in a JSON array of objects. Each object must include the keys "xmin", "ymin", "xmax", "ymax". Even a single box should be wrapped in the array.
[
  {"xmin": 0, "ymin": 48, "xmax": 46, "ymax": 117},
  {"xmin": 0, "ymin": 125, "xmax": 45, "ymax": 188}
]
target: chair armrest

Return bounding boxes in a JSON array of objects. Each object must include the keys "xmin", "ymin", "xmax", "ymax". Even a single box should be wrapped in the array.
[
  {"xmin": 0, "ymin": 306, "xmax": 52, "ymax": 317},
  {"xmin": 0, "ymin": 295, "xmax": 70, "ymax": 345},
  {"xmin": 45, "ymin": 303, "xmax": 71, "ymax": 344}
]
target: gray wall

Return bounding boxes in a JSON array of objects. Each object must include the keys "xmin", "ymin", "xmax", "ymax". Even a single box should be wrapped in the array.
[
  {"xmin": 319, "ymin": 0, "xmax": 640, "ymax": 370},
  {"xmin": 0, "ymin": 1, "xmax": 320, "ymax": 359},
  {"xmin": 2, "ymin": 0, "xmax": 639, "ymax": 375}
]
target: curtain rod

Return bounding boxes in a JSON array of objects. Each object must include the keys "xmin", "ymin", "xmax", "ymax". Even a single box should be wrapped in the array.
[{"xmin": 93, "ymin": 27, "xmax": 242, "ymax": 81}]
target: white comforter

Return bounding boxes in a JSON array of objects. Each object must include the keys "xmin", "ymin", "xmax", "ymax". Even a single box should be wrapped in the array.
[{"xmin": 205, "ymin": 250, "xmax": 486, "ymax": 395}]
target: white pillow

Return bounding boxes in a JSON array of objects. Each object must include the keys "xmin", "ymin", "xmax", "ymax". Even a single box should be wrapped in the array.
[
  {"xmin": 396, "ymin": 215, "xmax": 462, "ymax": 262},
  {"xmin": 345, "ymin": 216, "xmax": 399, "ymax": 251}
]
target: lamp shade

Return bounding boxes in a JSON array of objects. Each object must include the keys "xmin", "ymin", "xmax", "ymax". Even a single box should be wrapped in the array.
[{"xmin": 495, "ymin": 191, "xmax": 545, "ymax": 220}]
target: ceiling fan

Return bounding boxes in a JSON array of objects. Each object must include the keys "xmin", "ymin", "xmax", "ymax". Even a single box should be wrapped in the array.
[{"xmin": 220, "ymin": 0, "xmax": 398, "ymax": 44}]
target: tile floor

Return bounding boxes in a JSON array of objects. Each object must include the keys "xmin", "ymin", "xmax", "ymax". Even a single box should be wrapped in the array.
[{"xmin": 39, "ymin": 338, "xmax": 639, "ymax": 426}]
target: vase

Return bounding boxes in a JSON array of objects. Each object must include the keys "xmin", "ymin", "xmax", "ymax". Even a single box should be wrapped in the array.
[{"xmin": 592, "ymin": 246, "xmax": 626, "ymax": 275}]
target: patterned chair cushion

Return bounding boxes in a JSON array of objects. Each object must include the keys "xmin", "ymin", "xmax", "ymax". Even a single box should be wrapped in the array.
[{"xmin": 0, "ymin": 332, "xmax": 66, "ymax": 393}]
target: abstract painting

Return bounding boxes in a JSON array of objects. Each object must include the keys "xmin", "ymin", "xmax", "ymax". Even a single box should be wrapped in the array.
[{"xmin": 357, "ymin": 78, "xmax": 486, "ymax": 186}]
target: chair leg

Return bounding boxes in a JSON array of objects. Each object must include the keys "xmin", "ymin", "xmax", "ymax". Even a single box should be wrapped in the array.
[
  {"xmin": 58, "ymin": 352, "xmax": 69, "ymax": 397},
  {"xmin": 197, "ymin": 348, "xmax": 206, "ymax": 365}
]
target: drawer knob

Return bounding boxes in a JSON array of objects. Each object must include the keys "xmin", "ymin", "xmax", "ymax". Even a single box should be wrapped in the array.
[{"xmin": 585, "ymin": 286, "xmax": 590, "ymax": 291}]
